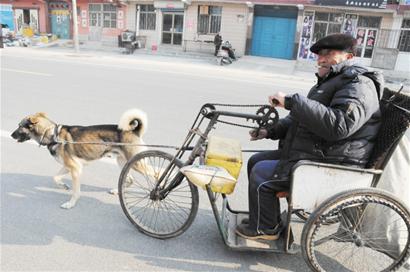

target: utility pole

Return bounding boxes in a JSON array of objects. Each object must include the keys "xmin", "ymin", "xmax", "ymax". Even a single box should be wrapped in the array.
[
  {"xmin": 0, "ymin": 24, "xmax": 3, "ymax": 49},
  {"xmin": 72, "ymin": 0, "xmax": 80, "ymax": 52}
]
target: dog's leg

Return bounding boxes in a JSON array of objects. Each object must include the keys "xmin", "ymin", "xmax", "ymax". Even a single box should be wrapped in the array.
[
  {"xmin": 61, "ymin": 163, "xmax": 82, "ymax": 209},
  {"xmin": 109, "ymin": 156, "xmax": 128, "ymax": 195},
  {"xmin": 53, "ymin": 167, "xmax": 70, "ymax": 190}
]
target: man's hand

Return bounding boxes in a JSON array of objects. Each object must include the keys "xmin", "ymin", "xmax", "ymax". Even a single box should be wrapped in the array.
[
  {"xmin": 249, "ymin": 128, "xmax": 268, "ymax": 141},
  {"xmin": 269, "ymin": 92, "xmax": 286, "ymax": 108}
]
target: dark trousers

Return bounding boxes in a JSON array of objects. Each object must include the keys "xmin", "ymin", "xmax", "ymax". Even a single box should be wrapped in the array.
[{"xmin": 247, "ymin": 150, "xmax": 289, "ymax": 231}]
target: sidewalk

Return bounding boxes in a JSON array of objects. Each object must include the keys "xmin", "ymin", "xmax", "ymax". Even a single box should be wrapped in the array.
[{"xmin": 15, "ymin": 39, "xmax": 410, "ymax": 87}]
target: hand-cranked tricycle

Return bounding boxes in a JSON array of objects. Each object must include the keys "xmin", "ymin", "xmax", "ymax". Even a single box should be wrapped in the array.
[{"xmin": 117, "ymin": 88, "xmax": 410, "ymax": 272}]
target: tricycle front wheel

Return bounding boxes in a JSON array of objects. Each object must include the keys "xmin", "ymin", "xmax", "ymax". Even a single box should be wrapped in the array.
[{"xmin": 118, "ymin": 150, "xmax": 199, "ymax": 239}]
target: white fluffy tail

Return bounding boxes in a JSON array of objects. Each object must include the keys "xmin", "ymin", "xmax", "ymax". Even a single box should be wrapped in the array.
[{"xmin": 118, "ymin": 108, "xmax": 148, "ymax": 136}]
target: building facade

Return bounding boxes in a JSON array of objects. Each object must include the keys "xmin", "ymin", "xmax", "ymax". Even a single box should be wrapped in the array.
[
  {"xmin": 0, "ymin": 0, "xmax": 128, "ymax": 43},
  {"xmin": 0, "ymin": 0, "xmax": 409, "ymax": 73},
  {"xmin": 121, "ymin": 0, "xmax": 409, "ymax": 72},
  {"xmin": 297, "ymin": 1, "xmax": 410, "ymax": 73},
  {"xmin": 0, "ymin": 0, "xmax": 48, "ymax": 35},
  {"xmin": 124, "ymin": 0, "xmax": 249, "ymax": 56},
  {"xmin": 76, "ymin": 0, "xmax": 127, "ymax": 45}
]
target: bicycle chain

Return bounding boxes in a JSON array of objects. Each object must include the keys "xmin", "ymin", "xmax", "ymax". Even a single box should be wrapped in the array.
[
  {"xmin": 206, "ymin": 103, "xmax": 276, "ymax": 129},
  {"xmin": 207, "ymin": 103, "xmax": 266, "ymax": 108}
]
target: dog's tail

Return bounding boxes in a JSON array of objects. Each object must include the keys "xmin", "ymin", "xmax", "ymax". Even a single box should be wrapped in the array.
[{"xmin": 118, "ymin": 109, "xmax": 148, "ymax": 136}]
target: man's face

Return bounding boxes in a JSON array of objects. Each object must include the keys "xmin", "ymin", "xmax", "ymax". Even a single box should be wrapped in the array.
[{"xmin": 316, "ymin": 49, "xmax": 353, "ymax": 77}]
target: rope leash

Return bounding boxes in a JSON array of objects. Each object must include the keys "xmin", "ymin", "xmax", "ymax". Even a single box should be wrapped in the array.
[
  {"xmin": 55, "ymin": 139, "xmax": 184, "ymax": 150},
  {"xmin": 48, "ymin": 104, "xmax": 275, "ymax": 152},
  {"xmin": 53, "ymin": 139, "xmax": 267, "ymax": 153}
]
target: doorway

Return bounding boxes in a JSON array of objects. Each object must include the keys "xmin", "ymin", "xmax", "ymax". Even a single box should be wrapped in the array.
[
  {"xmin": 14, "ymin": 8, "xmax": 39, "ymax": 34},
  {"xmin": 162, "ymin": 12, "xmax": 183, "ymax": 45},
  {"xmin": 88, "ymin": 4, "xmax": 103, "ymax": 41}
]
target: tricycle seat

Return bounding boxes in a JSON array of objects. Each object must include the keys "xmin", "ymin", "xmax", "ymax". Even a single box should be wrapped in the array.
[{"xmin": 290, "ymin": 160, "xmax": 382, "ymax": 212}]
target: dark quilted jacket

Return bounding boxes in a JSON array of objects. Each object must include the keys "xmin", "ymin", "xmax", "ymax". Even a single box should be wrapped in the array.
[{"xmin": 268, "ymin": 59, "xmax": 384, "ymax": 179}]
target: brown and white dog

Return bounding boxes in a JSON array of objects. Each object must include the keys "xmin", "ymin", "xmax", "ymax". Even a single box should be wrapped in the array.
[{"xmin": 11, "ymin": 109, "xmax": 148, "ymax": 209}]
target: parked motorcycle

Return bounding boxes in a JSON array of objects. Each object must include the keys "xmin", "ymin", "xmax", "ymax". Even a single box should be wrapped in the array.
[{"xmin": 216, "ymin": 41, "xmax": 236, "ymax": 66}]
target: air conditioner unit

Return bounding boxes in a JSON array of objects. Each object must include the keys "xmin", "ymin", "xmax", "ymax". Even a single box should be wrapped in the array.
[{"xmin": 121, "ymin": 31, "xmax": 135, "ymax": 42}]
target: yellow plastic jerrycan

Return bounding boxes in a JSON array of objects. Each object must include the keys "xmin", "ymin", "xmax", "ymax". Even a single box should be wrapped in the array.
[
  {"xmin": 180, "ymin": 135, "xmax": 243, "ymax": 194},
  {"xmin": 205, "ymin": 135, "xmax": 243, "ymax": 179}
]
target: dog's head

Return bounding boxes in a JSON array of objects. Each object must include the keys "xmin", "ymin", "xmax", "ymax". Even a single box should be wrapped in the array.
[{"xmin": 11, "ymin": 113, "xmax": 53, "ymax": 143}]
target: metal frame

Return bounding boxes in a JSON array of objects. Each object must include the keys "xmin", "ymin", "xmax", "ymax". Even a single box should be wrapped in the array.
[
  {"xmin": 152, "ymin": 104, "xmax": 272, "ymax": 197},
  {"xmin": 151, "ymin": 104, "xmax": 299, "ymax": 253},
  {"xmin": 150, "ymin": 103, "xmax": 408, "ymax": 255}
]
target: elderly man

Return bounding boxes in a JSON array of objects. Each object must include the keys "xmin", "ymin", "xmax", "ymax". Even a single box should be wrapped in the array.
[{"xmin": 236, "ymin": 33, "xmax": 384, "ymax": 240}]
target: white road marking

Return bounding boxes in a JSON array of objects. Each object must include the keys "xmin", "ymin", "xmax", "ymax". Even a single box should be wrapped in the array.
[
  {"xmin": 1, "ymin": 68, "xmax": 53, "ymax": 77},
  {"xmin": 1, "ymin": 129, "xmax": 116, "ymax": 165}
]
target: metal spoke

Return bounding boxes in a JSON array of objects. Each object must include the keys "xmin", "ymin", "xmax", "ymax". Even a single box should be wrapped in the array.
[{"xmin": 306, "ymin": 193, "xmax": 410, "ymax": 272}]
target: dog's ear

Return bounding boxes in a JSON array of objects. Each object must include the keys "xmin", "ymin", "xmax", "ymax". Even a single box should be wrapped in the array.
[
  {"xmin": 36, "ymin": 112, "xmax": 47, "ymax": 118},
  {"xmin": 28, "ymin": 116, "xmax": 38, "ymax": 124},
  {"xmin": 28, "ymin": 112, "xmax": 47, "ymax": 124}
]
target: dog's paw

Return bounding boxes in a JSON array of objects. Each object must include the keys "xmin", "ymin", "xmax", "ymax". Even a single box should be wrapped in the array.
[
  {"xmin": 57, "ymin": 183, "xmax": 70, "ymax": 190},
  {"xmin": 109, "ymin": 188, "xmax": 118, "ymax": 195},
  {"xmin": 60, "ymin": 201, "xmax": 75, "ymax": 209}
]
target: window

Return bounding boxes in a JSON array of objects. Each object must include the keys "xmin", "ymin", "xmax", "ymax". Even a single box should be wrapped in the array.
[
  {"xmin": 398, "ymin": 19, "xmax": 410, "ymax": 52},
  {"xmin": 139, "ymin": 4, "xmax": 156, "ymax": 30},
  {"xmin": 89, "ymin": 4, "xmax": 102, "ymax": 27},
  {"xmin": 355, "ymin": 16, "xmax": 381, "ymax": 58},
  {"xmin": 103, "ymin": 4, "xmax": 117, "ymax": 28},
  {"xmin": 358, "ymin": 16, "xmax": 381, "ymax": 28},
  {"xmin": 197, "ymin": 6, "xmax": 221, "ymax": 34},
  {"xmin": 89, "ymin": 4, "xmax": 117, "ymax": 28},
  {"xmin": 312, "ymin": 12, "xmax": 343, "ymax": 42}
]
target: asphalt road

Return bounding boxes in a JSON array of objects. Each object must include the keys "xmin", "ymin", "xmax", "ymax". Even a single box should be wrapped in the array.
[{"xmin": 1, "ymin": 48, "xmax": 408, "ymax": 271}]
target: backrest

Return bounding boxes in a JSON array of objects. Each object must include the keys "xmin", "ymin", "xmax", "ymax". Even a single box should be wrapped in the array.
[{"xmin": 366, "ymin": 88, "xmax": 410, "ymax": 170}]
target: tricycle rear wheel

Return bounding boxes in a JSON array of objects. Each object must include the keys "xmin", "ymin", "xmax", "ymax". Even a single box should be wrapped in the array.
[
  {"xmin": 118, "ymin": 150, "xmax": 199, "ymax": 239},
  {"xmin": 301, "ymin": 188, "xmax": 410, "ymax": 272}
]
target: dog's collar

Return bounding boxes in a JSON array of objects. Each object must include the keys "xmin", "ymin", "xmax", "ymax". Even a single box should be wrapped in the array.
[
  {"xmin": 53, "ymin": 125, "xmax": 62, "ymax": 143},
  {"xmin": 39, "ymin": 124, "xmax": 62, "ymax": 147}
]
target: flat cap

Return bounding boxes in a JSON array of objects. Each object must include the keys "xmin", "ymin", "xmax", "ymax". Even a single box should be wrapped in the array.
[{"xmin": 310, "ymin": 33, "xmax": 357, "ymax": 54}]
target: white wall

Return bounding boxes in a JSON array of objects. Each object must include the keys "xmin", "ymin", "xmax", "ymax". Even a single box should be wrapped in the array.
[
  {"xmin": 125, "ymin": 2, "xmax": 161, "ymax": 49},
  {"xmin": 127, "ymin": 4, "xmax": 136, "ymax": 31},
  {"xmin": 184, "ymin": 3, "xmax": 248, "ymax": 56},
  {"xmin": 395, "ymin": 52, "xmax": 410, "ymax": 72},
  {"xmin": 393, "ymin": 16, "xmax": 410, "ymax": 73}
]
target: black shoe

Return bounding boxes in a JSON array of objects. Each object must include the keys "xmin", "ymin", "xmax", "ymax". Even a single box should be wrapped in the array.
[{"xmin": 235, "ymin": 223, "xmax": 282, "ymax": 241}]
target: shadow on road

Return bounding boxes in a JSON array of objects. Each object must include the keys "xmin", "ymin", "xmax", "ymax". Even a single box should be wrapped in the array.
[{"xmin": 1, "ymin": 172, "xmax": 313, "ymax": 271}]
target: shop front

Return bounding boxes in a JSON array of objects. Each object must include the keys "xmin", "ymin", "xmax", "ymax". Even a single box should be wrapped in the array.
[
  {"xmin": 250, "ymin": 5, "xmax": 298, "ymax": 60},
  {"xmin": 127, "ymin": 1, "xmax": 188, "ymax": 49},
  {"xmin": 297, "ymin": 3, "xmax": 392, "ymax": 67},
  {"xmin": 161, "ymin": 10, "xmax": 184, "ymax": 45},
  {"xmin": 48, "ymin": 1, "xmax": 71, "ymax": 39},
  {"xmin": 7, "ymin": 0, "xmax": 48, "ymax": 35},
  {"xmin": 76, "ymin": 0, "xmax": 127, "ymax": 45},
  {"xmin": 153, "ymin": 1, "xmax": 186, "ymax": 46}
]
